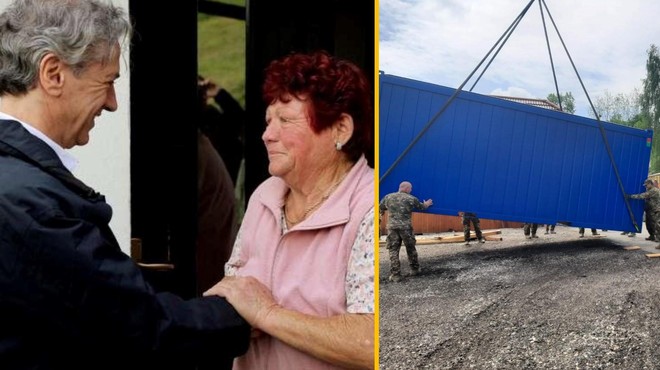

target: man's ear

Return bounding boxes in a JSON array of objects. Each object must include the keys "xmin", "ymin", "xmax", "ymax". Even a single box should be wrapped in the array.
[
  {"xmin": 38, "ymin": 53, "xmax": 65, "ymax": 97},
  {"xmin": 333, "ymin": 113, "xmax": 355, "ymax": 146}
]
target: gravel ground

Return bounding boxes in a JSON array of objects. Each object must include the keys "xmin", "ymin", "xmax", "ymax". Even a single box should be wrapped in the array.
[{"xmin": 378, "ymin": 225, "xmax": 660, "ymax": 369}]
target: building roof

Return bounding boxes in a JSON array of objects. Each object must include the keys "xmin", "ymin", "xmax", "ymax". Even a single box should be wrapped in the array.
[{"xmin": 491, "ymin": 95, "xmax": 562, "ymax": 111}]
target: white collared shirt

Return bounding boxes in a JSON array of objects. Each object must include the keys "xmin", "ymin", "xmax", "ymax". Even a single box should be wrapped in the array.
[{"xmin": 0, "ymin": 111, "xmax": 78, "ymax": 172}]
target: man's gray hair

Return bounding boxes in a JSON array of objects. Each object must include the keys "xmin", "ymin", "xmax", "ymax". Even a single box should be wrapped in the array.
[{"xmin": 0, "ymin": 0, "xmax": 131, "ymax": 96}]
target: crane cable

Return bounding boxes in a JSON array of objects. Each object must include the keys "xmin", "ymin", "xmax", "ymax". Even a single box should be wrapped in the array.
[
  {"xmin": 539, "ymin": 0, "xmax": 639, "ymax": 231},
  {"xmin": 379, "ymin": 0, "xmax": 536, "ymax": 183}
]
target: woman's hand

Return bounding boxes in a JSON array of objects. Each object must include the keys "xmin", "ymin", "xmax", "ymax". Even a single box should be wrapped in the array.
[{"xmin": 204, "ymin": 276, "xmax": 280, "ymax": 329}]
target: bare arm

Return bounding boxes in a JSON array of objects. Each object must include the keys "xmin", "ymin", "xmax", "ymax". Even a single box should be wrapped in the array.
[
  {"xmin": 261, "ymin": 306, "xmax": 374, "ymax": 369},
  {"xmin": 204, "ymin": 276, "xmax": 374, "ymax": 369}
]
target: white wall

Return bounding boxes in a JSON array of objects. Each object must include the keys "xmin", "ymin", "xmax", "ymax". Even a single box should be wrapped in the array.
[{"xmin": 0, "ymin": 0, "xmax": 132, "ymax": 253}]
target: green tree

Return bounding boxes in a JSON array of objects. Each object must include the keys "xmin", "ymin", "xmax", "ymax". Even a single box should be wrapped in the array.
[
  {"xmin": 641, "ymin": 44, "xmax": 660, "ymax": 173},
  {"xmin": 547, "ymin": 92, "xmax": 575, "ymax": 114},
  {"xmin": 590, "ymin": 89, "xmax": 641, "ymax": 125}
]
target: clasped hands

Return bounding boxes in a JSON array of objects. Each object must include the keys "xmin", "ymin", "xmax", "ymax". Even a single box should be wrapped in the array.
[{"xmin": 204, "ymin": 275, "xmax": 280, "ymax": 339}]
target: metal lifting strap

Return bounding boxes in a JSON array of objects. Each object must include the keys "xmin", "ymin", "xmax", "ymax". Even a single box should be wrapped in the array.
[
  {"xmin": 469, "ymin": 10, "xmax": 526, "ymax": 92},
  {"xmin": 540, "ymin": 0, "xmax": 639, "ymax": 231},
  {"xmin": 539, "ymin": 0, "xmax": 562, "ymax": 111},
  {"xmin": 380, "ymin": 0, "xmax": 536, "ymax": 183}
]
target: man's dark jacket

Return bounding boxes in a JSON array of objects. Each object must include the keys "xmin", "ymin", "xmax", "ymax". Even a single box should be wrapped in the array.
[{"xmin": 0, "ymin": 120, "xmax": 250, "ymax": 369}]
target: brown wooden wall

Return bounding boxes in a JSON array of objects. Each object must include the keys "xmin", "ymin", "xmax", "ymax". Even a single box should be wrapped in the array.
[{"xmin": 380, "ymin": 213, "xmax": 524, "ymax": 234}]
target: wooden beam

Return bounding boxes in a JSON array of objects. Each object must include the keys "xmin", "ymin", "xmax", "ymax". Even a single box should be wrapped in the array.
[
  {"xmin": 645, "ymin": 253, "xmax": 660, "ymax": 258},
  {"xmin": 434, "ymin": 235, "xmax": 465, "ymax": 242},
  {"xmin": 378, "ymin": 229, "xmax": 503, "ymax": 247},
  {"xmin": 452, "ymin": 229, "xmax": 502, "ymax": 238}
]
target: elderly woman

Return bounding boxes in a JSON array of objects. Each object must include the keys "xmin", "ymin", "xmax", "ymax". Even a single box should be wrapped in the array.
[{"xmin": 205, "ymin": 51, "xmax": 374, "ymax": 369}]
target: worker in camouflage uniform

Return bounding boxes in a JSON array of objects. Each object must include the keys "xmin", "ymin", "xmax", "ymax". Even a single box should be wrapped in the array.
[
  {"xmin": 523, "ymin": 223, "xmax": 539, "ymax": 239},
  {"xmin": 627, "ymin": 178, "xmax": 660, "ymax": 248},
  {"xmin": 578, "ymin": 227, "xmax": 599, "ymax": 238},
  {"xmin": 379, "ymin": 181, "xmax": 433, "ymax": 282},
  {"xmin": 460, "ymin": 212, "xmax": 485, "ymax": 245},
  {"xmin": 644, "ymin": 179, "xmax": 659, "ymax": 240}
]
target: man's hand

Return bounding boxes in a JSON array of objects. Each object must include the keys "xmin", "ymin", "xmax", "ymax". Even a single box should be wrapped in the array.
[
  {"xmin": 204, "ymin": 276, "xmax": 280, "ymax": 330},
  {"xmin": 198, "ymin": 77, "xmax": 221, "ymax": 101}
]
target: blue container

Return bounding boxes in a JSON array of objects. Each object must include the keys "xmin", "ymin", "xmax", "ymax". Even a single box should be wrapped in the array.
[{"xmin": 379, "ymin": 73, "xmax": 653, "ymax": 232}]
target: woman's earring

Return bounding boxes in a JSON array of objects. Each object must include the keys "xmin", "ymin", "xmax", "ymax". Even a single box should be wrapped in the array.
[{"xmin": 335, "ymin": 141, "xmax": 343, "ymax": 151}]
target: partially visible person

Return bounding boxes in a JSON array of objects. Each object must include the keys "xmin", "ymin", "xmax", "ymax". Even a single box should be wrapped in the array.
[
  {"xmin": 198, "ymin": 75, "xmax": 245, "ymax": 186},
  {"xmin": 197, "ymin": 130, "xmax": 237, "ymax": 293},
  {"xmin": 381, "ymin": 181, "xmax": 433, "ymax": 282},
  {"xmin": 645, "ymin": 207, "xmax": 656, "ymax": 241},
  {"xmin": 647, "ymin": 179, "xmax": 660, "ymax": 239},
  {"xmin": 205, "ymin": 50, "xmax": 375, "ymax": 369},
  {"xmin": 524, "ymin": 223, "xmax": 539, "ymax": 239},
  {"xmin": 0, "ymin": 1, "xmax": 249, "ymax": 368},
  {"xmin": 545, "ymin": 224, "xmax": 556, "ymax": 234},
  {"xmin": 460, "ymin": 211, "xmax": 485, "ymax": 245},
  {"xmin": 578, "ymin": 228, "xmax": 600, "ymax": 238},
  {"xmin": 643, "ymin": 180, "xmax": 659, "ymax": 240},
  {"xmin": 627, "ymin": 178, "xmax": 660, "ymax": 248},
  {"xmin": 195, "ymin": 72, "xmax": 240, "ymax": 294}
]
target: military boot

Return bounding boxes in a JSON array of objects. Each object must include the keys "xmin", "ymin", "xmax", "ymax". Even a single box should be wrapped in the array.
[{"xmin": 388, "ymin": 274, "xmax": 402, "ymax": 282}]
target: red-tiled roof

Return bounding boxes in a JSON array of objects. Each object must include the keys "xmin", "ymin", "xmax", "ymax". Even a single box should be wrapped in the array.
[{"xmin": 491, "ymin": 95, "xmax": 562, "ymax": 111}]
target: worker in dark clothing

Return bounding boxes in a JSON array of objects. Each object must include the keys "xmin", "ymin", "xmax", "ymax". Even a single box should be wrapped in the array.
[
  {"xmin": 460, "ymin": 211, "xmax": 485, "ymax": 245},
  {"xmin": 524, "ymin": 223, "xmax": 539, "ymax": 239},
  {"xmin": 380, "ymin": 181, "xmax": 433, "ymax": 282},
  {"xmin": 579, "ymin": 228, "xmax": 600, "ymax": 238},
  {"xmin": 627, "ymin": 178, "xmax": 660, "ymax": 248},
  {"xmin": 545, "ymin": 224, "xmax": 556, "ymax": 234}
]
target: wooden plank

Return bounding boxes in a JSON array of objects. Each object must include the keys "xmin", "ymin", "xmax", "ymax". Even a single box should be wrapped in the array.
[
  {"xmin": 416, "ymin": 239, "xmax": 445, "ymax": 245},
  {"xmin": 645, "ymin": 253, "xmax": 660, "ymax": 258},
  {"xmin": 378, "ymin": 231, "xmax": 499, "ymax": 247},
  {"xmin": 452, "ymin": 229, "xmax": 502, "ymax": 238},
  {"xmin": 484, "ymin": 235, "xmax": 502, "ymax": 241},
  {"xmin": 378, "ymin": 238, "xmax": 445, "ymax": 247},
  {"xmin": 434, "ymin": 235, "xmax": 465, "ymax": 242},
  {"xmin": 624, "ymin": 246, "xmax": 641, "ymax": 250}
]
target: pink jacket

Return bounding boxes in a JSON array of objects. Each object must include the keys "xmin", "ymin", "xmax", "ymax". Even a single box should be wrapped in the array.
[{"xmin": 231, "ymin": 156, "xmax": 373, "ymax": 369}]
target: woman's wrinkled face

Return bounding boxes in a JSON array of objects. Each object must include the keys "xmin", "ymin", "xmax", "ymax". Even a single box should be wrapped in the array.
[{"xmin": 262, "ymin": 96, "xmax": 333, "ymax": 180}]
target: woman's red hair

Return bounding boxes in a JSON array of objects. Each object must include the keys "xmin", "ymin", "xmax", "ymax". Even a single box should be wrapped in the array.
[{"xmin": 262, "ymin": 50, "xmax": 373, "ymax": 162}]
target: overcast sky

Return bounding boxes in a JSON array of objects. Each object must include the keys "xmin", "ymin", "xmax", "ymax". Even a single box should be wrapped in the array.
[{"xmin": 379, "ymin": 0, "xmax": 660, "ymax": 117}]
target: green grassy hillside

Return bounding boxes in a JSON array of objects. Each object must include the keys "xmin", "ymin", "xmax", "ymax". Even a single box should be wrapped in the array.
[{"xmin": 198, "ymin": 1, "xmax": 246, "ymax": 106}]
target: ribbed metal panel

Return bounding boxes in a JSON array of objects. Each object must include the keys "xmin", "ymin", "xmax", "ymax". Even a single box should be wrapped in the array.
[{"xmin": 380, "ymin": 73, "xmax": 653, "ymax": 232}]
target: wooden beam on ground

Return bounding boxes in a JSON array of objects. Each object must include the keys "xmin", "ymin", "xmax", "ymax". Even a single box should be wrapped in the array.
[
  {"xmin": 645, "ymin": 253, "xmax": 660, "ymax": 258},
  {"xmin": 416, "ymin": 239, "xmax": 446, "ymax": 245},
  {"xmin": 434, "ymin": 235, "xmax": 465, "ymax": 242},
  {"xmin": 378, "ymin": 238, "xmax": 444, "ymax": 247},
  {"xmin": 378, "ymin": 230, "xmax": 504, "ymax": 247},
  {"xmin": 452, "ymin": 229, "xmax": 501, "ymax": 238}
]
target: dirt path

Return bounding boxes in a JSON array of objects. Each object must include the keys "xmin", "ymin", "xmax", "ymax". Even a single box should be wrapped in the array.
[{"xmin": 379, "ymin": 226, "xmax": 660, "ymax": 369}]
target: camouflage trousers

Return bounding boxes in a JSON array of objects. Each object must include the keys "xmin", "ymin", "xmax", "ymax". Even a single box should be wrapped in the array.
[
  {"xmin": 386, "ymin": 227, "xmax": 419, "ymax": 276},
  {"xmin": 524, "ymin": 223, "xmax": 538, "ymax": 236},
  {"xmin": 646, "ymin": 210, "xmax": 656, "ymax": 238},
  {"xmin": 462, "ymin": 215, "xmax": 483, "ymax": 241},
  {"xmin": 651, "ymin": 211, "xmax": 660, "ymax": 242}
]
